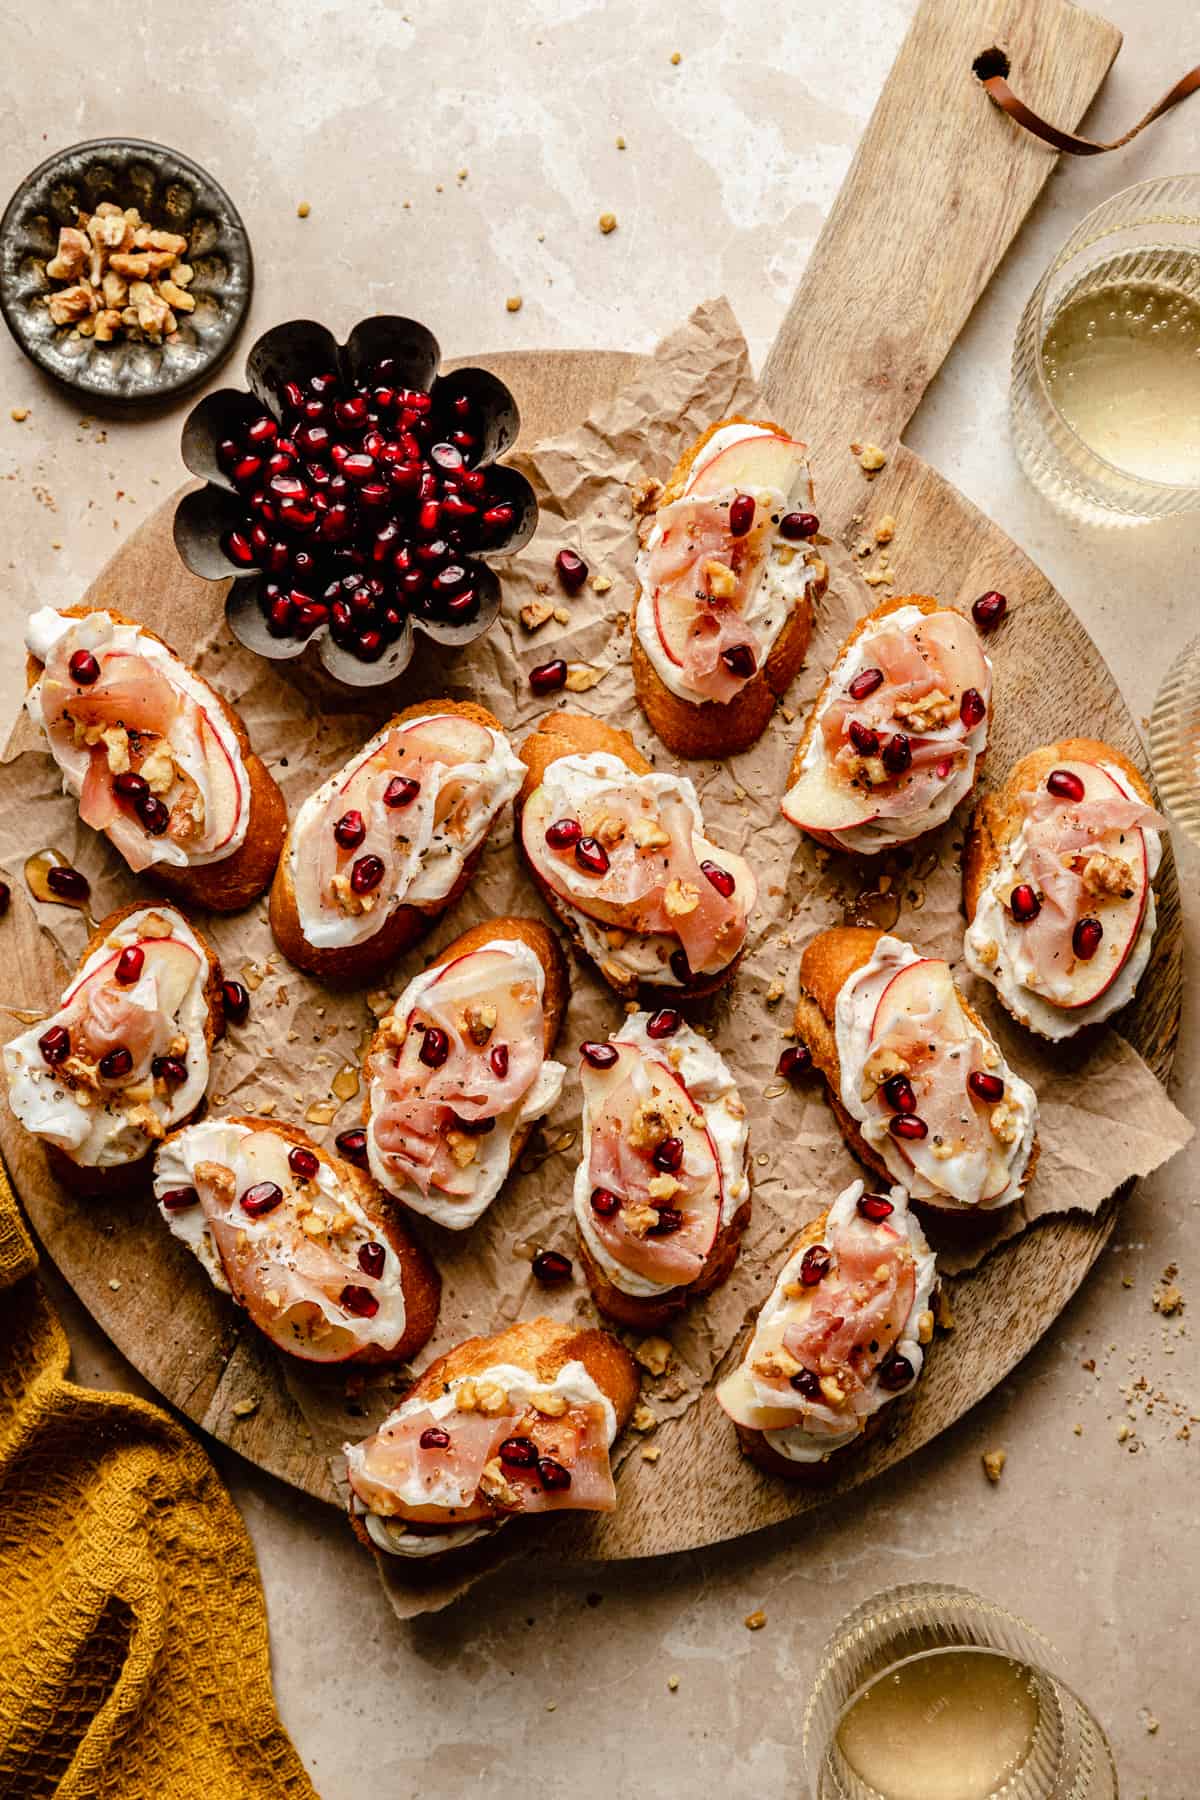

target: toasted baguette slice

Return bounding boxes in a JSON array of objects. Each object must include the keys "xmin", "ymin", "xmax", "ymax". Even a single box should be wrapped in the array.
[
  {"xmin": 361, "ymin": 916, "xmax": 568, "ymax": 1228},
  {"xmin": 795, "ymin": 926, "xmax": 1039, "ymax": 1215},
  {"xmin": 26, "ymin": 605, "xmax": 286, "ymax": 912},
  {"xmin": 269, "ymin": 699, "xmax": 515, "ymax": 983},
  {"xmin": 782, "ymin": 595, "xmax": 988, "ymax": 855},
  {"xmin": 963, "ymin": 737, "xmax": 1160, "ymax": 1039},
  {"xmin": 346, "ymin": 1316, "xmax": 639, "ymax": 1555},
  {"xmin": 515, "ymin": 712, "xmax": 749, "ymax": 1000},
  {"xmin": 577, "ymin": 1201, "xmax": 751, "ymax": 1332},
  {"xmin": 632, "ymin": 415, "xmax": 827, "ymax": 759},
  {"xmin": 3, "ymin": 901, "xmax": 225, "ymax": 1196},
  {"xmin": 155, "ymin": 1113, "xmax": 440, "ymax": 1366}
]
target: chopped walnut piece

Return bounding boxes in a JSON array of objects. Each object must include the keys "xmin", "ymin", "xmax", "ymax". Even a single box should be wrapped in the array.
[
  {"xmin": 982, "ymin": 1448, "xmax": 1007, "ymax": 1483},
  {"xmin": 894, "ymin": 688, "xmax": 956, "ymax": 732},
  {"xmin": 48, "ymin": 285, "xmax": 96, "ymax": 325},
  {"xmin": 874, "ymin": 514, "xmax": 896, "ymax": 544},
  {"xmin": 591, "ymin": 812, "xmax": 626, "ymax": 848},
  {"xmin": 744, "ymin": 1610, "xmax": 767, "ymax": 1631},
  {"xmin": 640, "ymin": 1444, "xmax": 661, "ymax": 1463},
  {"xmin": 630, "ymin": 476, "xmax": 663, "ymax": 516},
  {"xmin": 46, "ymin": 226, "xmax": 89, "ymax": 281},
  {"xmin": 158, "ymin": 278, "xmax": 195, "ymax": 313},
  {"xmin": 623, "ymin": 1201, "xmax": 661, "ymax": 1238},
  {"xmin": 859, "ymin": 444, "xmax": 887, "ymax": 472},
  {"xmin": 100, "ymin": 725, "xmax": 131, "ymax": 775},
  {"xmin": 520, "ymin": 597, "xmax": 554, "ymax": 631},
  {"xmin": 630, "ymin": 815, "xmax": 670, "ymax": 851},
  {"xmin": 703, "ymin": 558, "xmax": 738, "ymax": 600},
  {"xmin": 989, "ymin": 1100, "xmax": 1020, "ymax": 1146},
  {"xmin": 1078, "ymin": 851, "xmax": 1134, "ymax": 898},
  {"xmin": 861, "ymin": 1045, "xmax": 908, "ymax": 1099},
  {"xmin": 530, "ymin": 1388, "xmax": 567, "ymax": 1417},
  {"xmin": 647, "ymin": 1173, "xmax": 683, "ymax": 1203},
  {"xmin": 628, "ymin": 1093, "xmax": 683, "ymax": 1150},
  {"xmin": 444, "ymin": 1130, "xmax": 478, "ymax": 1169},
  {"xmin": 480, "ymin": 1458, "xmax": 520, "ymax": 1506},
  {"xmin": 663, "ymin": 878, "xmax": 699, "ymax": 918},
  {"xmin": 634, "ymin": 1336, "xmax": 672, "ymax": 1376},
  {"xmin": 819, "ymin": 1375, "xmax": 846, "ymax": 1407},
  {"xmin": 231, "ymin": 1397, "xmax": 259, "ymax": 1419},
  {"xmin": 565, "ymin": 662, "xmax": 604, "ymax": 692},
  {"xmin": 632, "ymin": 1403, "xmax": 657, "ymax": 1432},
  {"xmin": 1154, "ymin": 1282, "xmax": 1184, "ymax": 1316},
  {"xmin": 463, "ymin": 1001, "xmax": 497, "ymax": 1046},
  {"xmin": 752, "ymin": 1347, "xmax": 802, "ymax": 1380},
  {"xmin": 917, "ymin": 1308, "xmax": 935, "ymax": 1346},
  {"xmin": 473, "ymin": 1379, "xmax": 509, "ymax": 1416}
]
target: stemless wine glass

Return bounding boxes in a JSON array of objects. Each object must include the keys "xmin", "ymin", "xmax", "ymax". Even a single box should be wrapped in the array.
[
  {"xmin": 1149, "ymin": 638, "xmax": 1200, "ymax": 846},
  {"xmin": 803, "ymin": 1583, "xmax": 1118, "ymax": 1800},
  {"xmin": 1010, "ymin": 174, "xmax": 1200, "ymax": 525}
]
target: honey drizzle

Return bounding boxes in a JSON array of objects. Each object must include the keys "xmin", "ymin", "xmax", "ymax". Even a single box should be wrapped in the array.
[{"xmin": 24, "ymin": 848, "xmax": 97, "ymax": 929}]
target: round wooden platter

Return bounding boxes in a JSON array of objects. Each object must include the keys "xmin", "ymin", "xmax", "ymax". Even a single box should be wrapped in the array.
[{"xmin": 1, "ymin": 0, "xmax": 1180, "ymax": 1567}]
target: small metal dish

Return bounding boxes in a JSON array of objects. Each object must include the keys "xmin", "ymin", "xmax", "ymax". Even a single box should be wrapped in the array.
[
  {"xmin": 173, "ymin": 314, "xmax": 538, "ymax": 688},
  {"xmin": 0, "ymin": 136, "xmax": 252, "ymax": 404}
]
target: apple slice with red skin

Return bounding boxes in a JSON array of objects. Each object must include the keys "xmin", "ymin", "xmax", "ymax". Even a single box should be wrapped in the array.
[
  {"xmin": 196, "ymin": 710, "xmax": 245, "ymax": 853},
  {"xmin": 684, "ymin": 431, "xmax": 811, "ymax": 502},
  {"xmin": 581, "ymin": 1043, "xmax": 721, "ymax": 1283},
  {"xmin": 869, "ymin": 958, "xmax": 1012, "ymax": 1203},
  {"xmin": 63, "ymin": 934, "xmax": 201, "ymax": 1018},
  {"xmin": 1024, "ymin": 759, "xmax": 1149, "ymax": 1012},
  {"xmin": 716, "ymin": 1362, "xmax": 807, "ymax": 1433},
  {"xmin": 781, "ymin": 754, "xmax": 882, "ymax": 834}
]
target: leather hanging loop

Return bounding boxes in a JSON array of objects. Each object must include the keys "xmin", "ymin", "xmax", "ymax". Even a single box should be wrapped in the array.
[{"xmin": 982, "ymin": 62, "xmax": 1200, "ymax": 155}]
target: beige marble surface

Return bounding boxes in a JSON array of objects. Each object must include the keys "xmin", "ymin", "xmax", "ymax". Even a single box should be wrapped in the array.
[{"xmin": 2, "ymin": 2, "xmax": 1198, "ymax": 1794}]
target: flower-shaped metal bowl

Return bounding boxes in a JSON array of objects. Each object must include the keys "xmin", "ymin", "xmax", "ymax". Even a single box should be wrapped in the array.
[
  {"xmin": 173, "ymin": 315, "xmax": 537, "ymax": 688},
  {"xmin": 0, "ymin": 137, "xmax": 252, "ymax": 404}
]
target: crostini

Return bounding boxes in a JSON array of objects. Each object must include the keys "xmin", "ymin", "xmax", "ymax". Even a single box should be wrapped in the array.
[
  {"xmin": 3, "ymin": 902, "xmax": 223, "ymax": 1191},
  {"xmin": 344, "ymin": 1317, "xmax": 639, "ymax": 1559},
  {"xmin": 516, "ymin": 712, "xmax": 755, "ymax": 998},
  {"xmin": 781, "ymin": 595, "xmax": 992, "ymax": 855},
  {"xmin": 153, "ymin": 1115, "xmax": 440, "ymax": 1364},
  {"xmin": 717, "ymin": 1179, "xmax": 936, "ymax": 1475},
  {"xmin": 795, "ymin": 927, "xmax": 1038, "ymax": 1214},
  {"xmin": 632, "ymin": 416, "xmax": 828, "ymax": 758},
  {"xmin": 362, "ymin": 917, "xmax": 568, "ymax": 1230},
  {"xmin": 269, "ymin": 700, "xmax": 523, "ymax": 981},
  {"xmin": 25, "ymin": 605, "xmax": 286, "ymax": 911},
  {"xmin": 574, "ymin": 1009, "xmax": 751, "ymax": 1329},
  {"xmin": 963, "ymin": 738, "xmax": 1166, "ymax": 1039}
]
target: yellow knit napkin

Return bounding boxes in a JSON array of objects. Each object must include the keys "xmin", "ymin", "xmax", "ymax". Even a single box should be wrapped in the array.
[{"xmin": 0, "ymin": 1164, "xmax": 316, "ymax": 1800}]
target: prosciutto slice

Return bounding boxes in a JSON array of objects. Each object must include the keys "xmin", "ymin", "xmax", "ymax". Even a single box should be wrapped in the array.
[
  {"xmin": 581, "ymin": 1042, "xmax": 722, "ymax": 1290},
  {"xmin": 61, "ymin": 934, "xmax": 202, "ymax": 1080},
  {"xmin": 642, "ymin": 494, "xmax": 776, "ymax": 703},
  {"xmin": 780, "ymin": 1214, "xmax": 916, "ymax": 1410}
]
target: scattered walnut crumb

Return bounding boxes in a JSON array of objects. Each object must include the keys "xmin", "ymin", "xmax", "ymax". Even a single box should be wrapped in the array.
[
  {"xmin": 634, "ymin": 1336, "xmax": 672, "ymax": 1376},
  {"xmin": 232, "ymin": 1397, "xmax": 259, "ymax": 1418},
  {"xmin": 565, "ymin": 662, "xmax": 605, "ymax": 692},
  {"xmin": 10, "ymin": 407, "xmax": 29, "ymax": 423},
  {"xmin": 670, "ymin": 50, "xmax": 681, "ymax": 64},
  {"xmin": 632, "ymin": 1403, "xmax": 657, "ymax": 1432},
  {"xmin": 631, "ymin": 476, "xmax": 663, "ymax": 516},
  {"xmin": 506, "ymin": 295, "xmax": 523, "ymax": 313},
  {"xmin": 1073, "ymin": 1423, "xmax": 1083, "ymax": 1436},
  {"xmin": 859, "ymin": 444, "xmax": 887, "ymax": 473},
  {"xmin": 744, "ymin": 1609, "xmax": 767, "ymax": 1631},
  {"xmin": 982, "ymin": 1448, "xmax": 1007, "ymax": 1483},
  {"xmin": 616, "ymin": 135, "xmax": 627, "ymax": 150},
  {"xmin": 591, "ymin": 573, "xmax": 613, "ymax": 593},
  {"xmin": 933, "ymin": 1287, "xmax": 956, "ymax": 1332},
  {"xmin": 107, "ymin": 1278, "xmax": 121, "ymax": 1292},
  {"xmin": 598, "ymin": 211, "xmax": 618, "ymax": 234},
  {"xmin": 667, "ymin": 1674, "xmax": 679, "ymax": 1692},
  {"xmin": 640, "ymin": 1445, "xmax": 661, "ymax": 1463},
  {"xmin": 764, "ymin": 981, "xmax": 785, "ymax": 1007},
  {"xmin": 1117, "ymin": 1422, "xmax": 1132, "ymax": 1443},
  {"xmin": 1154, "ymin": 1282, "xmax": 1184, "ymax": 1316},
  {"xmin": 863, "ymin": 571, "xmax": 892, "ymax": 587},
  {"xmin": 874, "ymin": 514, "xmax": 896, "ymax": 543},
  {"xmin": 296, "ymin": 201, "xmax": 311, "ymax": 218},
  {"xmin": 1144, "ymin": 1714, "xmax": 1160, "ymax": 1735},
  {"xmin": 520, "ymin": 597, "xmax": 554, "ymax": 631},
  {"xmin": 553, "ymin": 606, "xmax": 570, "ymax": 624}
]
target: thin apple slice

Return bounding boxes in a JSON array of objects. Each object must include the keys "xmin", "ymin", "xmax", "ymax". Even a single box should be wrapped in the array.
[
  {"xmin": 781, "ymin": 756, "xmax": 881, "ymax": 833},
  {"xmin": 686, "ymin": 431, "xmax": 810, "ymax": 501},
  {"xmin": 870, "ymin": 956, "xmax": 964, "ymax": 1044},
  {"xmin": 715, "ymin": 1363, "xmax": 801, "ymax": 1433},
  {"xmin": 197, "ymin": 711, "xmax": 244, "ymax": 851}
]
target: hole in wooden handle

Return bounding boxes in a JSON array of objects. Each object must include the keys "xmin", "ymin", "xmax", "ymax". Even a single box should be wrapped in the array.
[{"xmin": 972, "ymin": 46, "xmax": 1010, "ymax": 83}]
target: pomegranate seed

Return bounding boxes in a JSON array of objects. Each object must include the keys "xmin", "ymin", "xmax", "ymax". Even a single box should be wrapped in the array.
[
  {"xmin": 530, "ymin": 658, "xmax": 568, "ymax": 694},
  {"xmin": 1047, "ymin": 768, "xmax": 1086, "ymax": 804},
  {"xmin": 490, "ymin": 1044, "xmax": 509, "ymax": 1079},
  {"xmin": 499, "ymin": 1436, "xmax": 538, "ymax": 1469},
  {"xmin": 882, "ymin": 1072, "xmax": 916, "ymax": 1113},
  {"xmin": 538, "ymin": 1456, "xmax": 572, "ymax": 1490},
  {"xmin": 555, "ymin": 548, "xmax": 588, "ymax": 593},
  {"xmin": 247, "ymin": 416, "xmax": 278, "ymax": 446},
  {"xmin": 358, "ymin": 1241, "xmax": 386, "ymax": 1279},
  {"xmin": 419, "ymin": 1426, "xmax": 450, "ymax": 1450},
  {"xmin": 38, "ymin": 1024, "xmax": 70, "ymax": 1065},
  {"xmin": 878, "ymin": 1351, "xmax": 915, "ymax": 1392},
  {"xmin": 384, "ymin": 775, "xmax": 421, "ymax": 809},
  {"xmin": 581, "ymin": 1041, "xmax": 619, "ymax": 1070},
  {"xmin": 232, "ymin": 453, "xmax": 262, "ymax": 486},
  {"xmin": 335, "ymin": 1128, "xmax": 369, "ymax": 1166},
  {"xmin": 46, "ymin": 864, "xmax": 89, "ymax": 901},
  {"xmin": 889, "ymin": 1114, "xmax": 928, "ymax": 1142},
  {"xmin": 648, "ymin": 1206, "xmax": 684, "ymax": 1235},
  {"xmin": 545, "ymin": 817, "xmax": 582, "ymax": 850},
  {"xmin": 340, "ymin": 1284, "xmax": 379, "ymax": 1318},
  {"xmin": 68, "ymin": 648, "xmax": 100, "ymax": 685},
  {"xmin": 240, "ymin": 1181, "xmax": 283, "ymax": 1217},
  {"xmin": 652, "ymin": 1136, "xmax": 684, "ymax": 1173},
  {"xmin": 848, "ymin": 719, "xmax": 880, "ymax": 756},
  {"xmin": 342, "ymin": 452, "xmax": 376, "ymax": 483},
  {"xmin": 419, "ymin": 1026, "xmax": 450, "ymax": 1069},
  {"xmin": 883, "ymin": 733, "xmax": 912, "ymax": 776},
  {"xmin": 960, "ymin": 687, "xmax": 986, "ymax": 729},
  {"xmin": 288, "ymin": 1145, "xmax": 320, "ymax": 1181},
  {"xmin": 350, "ymin": 854, "xmax": 384, "ymax": 895},
  {"xmin": 857, "ymin": 1192, "xmax": 895, "ymax": 1222},
  {"xmin": 646, "ymin": 1008, "xmax": 681, "ymax": 1039},
  {"xmin": 279, "ymin": 380, "xmax": 304, "ymax": 410},
  {"xmin": 728, "ymin": 492, "xmax": 756, "ymax": 536},
  {"xmin": 417, "ymin": 499, "xmax": 442, "ymax": 536},
  {"xmin": 700, "ymin": 859, "xmax": 736, "ymax": 897},
  {"xmin": 482, "ymin": 503, "xmax": 516, "ymax": 533},
  {"xmin": 444, "ymin": 588, "xmax": 478, "ymax": 621},
  {"xmin": 721, "ymin": 642, "xmax": 757, "ymax": 680},
  {"xmin": 222, "ymin": 979, "xmax": 250, "ymax": 1023},
  {"xmin": 114, "ymin": 945, "xmax": 145, "ymax": 985},
  {"xmin": 777, "ymin": 1044, "xmax": 812, "ymax": 1080},
  {"xmin": 98, "ymin": 1045, "xmax": 132, "ymax": 1080},
  {"xmin": 430, "ymin": 441, "xmax": 463, "ymax": 472},
  {"xmin": 968, "ymin": 1070, "xmax": 1006, "ymax": 1103},
  {"xmin": 297, "ymin": 423, "xmax": 331, "ymax": 457},
  {"xmin": 151, "ymin": 1054, "xmax": 188, "ymax": 1086},
  {"xmin": 114, "ymin": 772, "xmax": 148, "ymax": 804},
  {"xmin": 590, "ymin": 1185, "xmax": 620, "ymax": 1216},
  {"xmin": 136, "ymin": 793, "xmax": 171, "ymax": 836},
  {"xmin": 268, "ymin": 596, "xmax": 295, "ymax": 635},
  {"xmin": 532, "ymin": 1249, "xmax": 573, "ymax": 1284},
  {"xmin": 972, "ymin": 590, "xmax": 1007, "ymax": 633},
  {"xmin": 333, "ymin": 810, "xmax": 366, "ymax": 850},
  {"xmin": 574, "ymin": 836, "xmax": 609, "ymax": 876},
  {"xmin": 160, "ymin": 1186, "xmax": 199, "ymax": 1211},
  {"xmin": 1073, "ymin": 916, "xmax": 1104, "ymax": 960},
  {"xmin": 268, "ymin": 472, "xmax": 306, "ymax": 501},
  {"xmin": 223, "ymin": 529, "xmax": 256, "ymax": 567},
  {"xmin": 779, "ymin": 511, "xmax": 819, "ymax": 540},
  {"xmin": 1009, "ymin": 883, "xmax": 1041, "ymax": 923},
  {"xmin": 669, "ymin": 948, "xmax": 692, "ymax": 984},
  {"xmin": 848, "ymin": 667, "xmax": 884, "ymax": 701},
  {"xmin": 790, "ymin": 1368, "xmax": 822, "ymax": 1399},
  {"xmin": 800, "ymin": 1244, "xmax": 832, "ymax": 1286}
]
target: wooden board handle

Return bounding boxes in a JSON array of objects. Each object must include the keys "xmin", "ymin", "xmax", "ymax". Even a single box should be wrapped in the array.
[{"xmin": 759, "ymin": 0, "xmax": 1121, "ymax": 462}]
